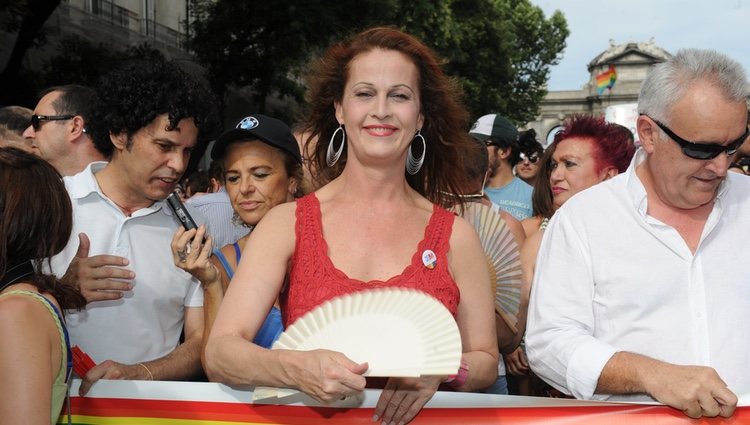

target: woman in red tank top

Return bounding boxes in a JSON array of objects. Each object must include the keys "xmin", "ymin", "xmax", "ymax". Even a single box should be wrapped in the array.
[{"xmin": 205, "ymin": 28, "xmax": 499, "ymax": 425}]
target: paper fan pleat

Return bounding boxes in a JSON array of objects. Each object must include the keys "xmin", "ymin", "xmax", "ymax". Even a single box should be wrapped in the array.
[
  {"xmin": 272, "ymin": 288, "xmax": 462, "ymax": 377},
  {"xmin": 458, "ymin": 202, "xmax": 522, "ymax": 333}
]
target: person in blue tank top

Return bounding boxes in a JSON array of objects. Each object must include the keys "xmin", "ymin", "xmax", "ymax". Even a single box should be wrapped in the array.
[{"xmin": 171, "ymin": 114, "xmax": 304, "ymax": 350}]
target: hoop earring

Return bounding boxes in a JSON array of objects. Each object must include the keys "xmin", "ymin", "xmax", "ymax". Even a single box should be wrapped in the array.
[
  {"xmin": 406, "ymin": 130, "xmax": 426, "ymax": 175},
  {"xmin": 326, "ymin": 125, "xmax": 346, "ymax": 167}
]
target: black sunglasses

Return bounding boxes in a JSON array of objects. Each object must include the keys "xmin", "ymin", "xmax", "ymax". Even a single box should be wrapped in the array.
[
  {"xmin": 648, "ymin": 116, "xmax": 749, "ymax": 160},
  {"xmin": 483, "ymin": 138, "xmax": 498, "ymax": 148},
  {"xmin": 30, "ymin": 114, "xmax": 75, "ymax": 131},
  {"xmin": 519, "ymin": 152, "xmax": 540, "ymax": 163}
]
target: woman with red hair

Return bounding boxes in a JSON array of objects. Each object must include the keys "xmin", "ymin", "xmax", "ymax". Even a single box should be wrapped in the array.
[
  {"xmin": 506, "ymin": 115, "xmax": 635, "ymax": 392},
  {"xmin": 206, "ymin": 27, "xmax": 498, "ymax": 424}
]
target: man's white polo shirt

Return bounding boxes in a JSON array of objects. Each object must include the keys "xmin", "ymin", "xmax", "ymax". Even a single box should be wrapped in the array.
[{"xmin": 50, "ymin": 162, "xmax": 204, "ymax": 365}]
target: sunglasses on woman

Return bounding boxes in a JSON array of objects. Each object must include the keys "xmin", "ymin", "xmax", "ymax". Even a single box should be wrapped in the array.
[
  {"xmin": 519, "ymin": 152, "xmax": 540, "ymax": 164},
  {"xmin": 647, "ymin": 116, "xmax": 749, "ymax": 160}
]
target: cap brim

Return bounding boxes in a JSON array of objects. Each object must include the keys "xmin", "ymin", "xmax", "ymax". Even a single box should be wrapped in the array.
[
  {"xmin": 211, "ymin": 128, "xmax": 302, "ymax": 164},
  {"xmin": 469, "ymin": 132, "xmax": 490, "ymax": 142}
]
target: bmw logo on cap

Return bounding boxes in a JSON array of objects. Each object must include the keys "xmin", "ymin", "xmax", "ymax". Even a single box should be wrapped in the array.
[{"xmin": 237, "ymin": 116, "xmax": 259, "ymax": 130}]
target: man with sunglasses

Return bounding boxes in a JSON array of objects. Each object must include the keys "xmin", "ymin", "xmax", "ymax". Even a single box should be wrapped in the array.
[
  {"xmin": 526, "ymin": 49, "xmax": 750, "ymax": 419},
  {"xmin": 469, "ymin": 113, "xmax": 533, "ymax": 220},
  {"xmin": 23, "ymin": 85, "xmax": 106, "ymax": 176},
  {"xmin": 515, "ymin": 129, "xmax": 544, "ymax": 186}
]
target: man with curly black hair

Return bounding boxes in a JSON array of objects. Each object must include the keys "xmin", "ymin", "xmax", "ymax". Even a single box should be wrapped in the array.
[{"xmin": 47, "ymin": 58, "xmax": 220, "ymax": 394}]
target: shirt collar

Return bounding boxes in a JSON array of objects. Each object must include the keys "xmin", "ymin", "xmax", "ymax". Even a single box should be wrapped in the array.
[
  {"xmin": 625, "ymin": 148, "xmax": 649, "ymax": 216},
  {"xmin": 65, "ymin": 161, "xmax": 167, "ymax": 216},
  {"xmin": 625, "ymin": 148, "xmax": 730, "ymax": 216},
  {"xmin": 66, "ymin": 161, "xmax": 108, "ymax": 200}
]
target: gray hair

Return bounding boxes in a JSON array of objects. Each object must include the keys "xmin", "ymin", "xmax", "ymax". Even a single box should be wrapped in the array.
[{"xmin": 638, "ymin": 49, "xmax": 750, "ymax": 124}]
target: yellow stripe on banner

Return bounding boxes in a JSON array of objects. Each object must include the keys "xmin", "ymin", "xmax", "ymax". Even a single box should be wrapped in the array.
[{"xmin": 64, "ymin": 415, "xmax": 271, "ymax": 425}]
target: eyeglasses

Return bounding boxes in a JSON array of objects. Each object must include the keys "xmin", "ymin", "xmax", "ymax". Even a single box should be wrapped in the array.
[
  {"xmin": 30, "ymin": 114, "xmax": 75, "ymax": 131},
  {"xmin": 648, "ymin": 116, "xmax": 749, "ymax": 160},
  {"xmin": 439, "ymin": 170, "xmax": 488, "ymax": 199},
  {"xmin": 519, "ymin": 152, "xmax": 540, "ymax": 164}
]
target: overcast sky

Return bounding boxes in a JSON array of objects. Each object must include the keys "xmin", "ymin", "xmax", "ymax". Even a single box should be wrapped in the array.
[{"xmin": 530, "ymin": 0, "xmax": 750, "ymax": 91}]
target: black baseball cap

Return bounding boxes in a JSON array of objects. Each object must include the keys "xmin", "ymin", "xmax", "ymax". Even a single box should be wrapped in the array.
[{"xmin": 211, "ymin": 114, "xmax": 302, "ymax": 164}]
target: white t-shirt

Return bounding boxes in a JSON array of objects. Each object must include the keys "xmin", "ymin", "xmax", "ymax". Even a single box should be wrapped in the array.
[
  {"xmin": 527, "ymin": 149, "xmax": 750, "ymax": 401},
  {"xmin": 50, "ymin": 162, "xmax": 204, "ymax": 365}
]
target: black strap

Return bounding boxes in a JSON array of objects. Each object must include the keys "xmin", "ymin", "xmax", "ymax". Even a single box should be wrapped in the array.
[{"xmin": 0, "ymin": 261, "xmax": 35, "ymax": 292}]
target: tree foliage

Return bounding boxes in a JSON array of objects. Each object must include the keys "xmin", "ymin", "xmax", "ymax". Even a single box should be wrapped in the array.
[
  {"xmin": 187, "ymin": 0, "xmax": 392, "ymax": 118},
  {"xmin": 438, "ymin": 0, "xmax": 569, "ymax": 124},
  {"xmin": 40, "ymin": 35, "xmax": 165, "ymax": 87},
  {"xmin": 187, "ymin": 0, "xmax": 568, "ymax": 125},
  {"xmin": 0, "ymin": 0, "xmax": 61, "ymax": 105}
]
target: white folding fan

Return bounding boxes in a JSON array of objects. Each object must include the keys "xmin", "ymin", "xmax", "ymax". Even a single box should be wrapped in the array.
[
  {"xmin": 458, "ymin": 202, "xmax": 523, "ymax": 333},
  {"xmin": 252, "ymin": 288, "xmax": 462, "ymax": 402}
]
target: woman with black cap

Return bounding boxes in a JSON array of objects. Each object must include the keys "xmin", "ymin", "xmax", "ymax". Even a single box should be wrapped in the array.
[{"xmin": 170, "ymin": 114, "xmax": 303, "ymax": 351}]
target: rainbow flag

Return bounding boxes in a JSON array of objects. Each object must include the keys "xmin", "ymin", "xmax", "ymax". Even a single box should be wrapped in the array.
[{"xmin": 596, "ymin": 64, "xmax": 617, "ymax": 95}]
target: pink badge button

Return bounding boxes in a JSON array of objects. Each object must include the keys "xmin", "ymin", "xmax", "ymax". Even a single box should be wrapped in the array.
[{"xmin": 422, "ymin": 249, "xmax": 437, "ymax": 269}]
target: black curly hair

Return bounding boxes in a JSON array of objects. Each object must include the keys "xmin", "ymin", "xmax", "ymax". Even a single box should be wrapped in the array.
[{"xmin": 88, "ymin": 58, "xmax": 220, "ymax": 157}]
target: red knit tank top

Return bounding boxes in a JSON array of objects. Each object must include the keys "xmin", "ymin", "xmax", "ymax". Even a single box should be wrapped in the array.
[{"xmin": 281, "ymin": 193, "xmax": 460, "ymax": 327}]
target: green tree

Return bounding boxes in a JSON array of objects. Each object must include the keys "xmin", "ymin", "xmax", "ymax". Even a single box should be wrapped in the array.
[
  {"xmin": 188, "ymin": 0, "xmax": 394, "ymax": 120},
  {"xmin": 39, "ymin": 35, "xmax": 165, "ymax": 87},
  {"xmin": 188, "ymin": 0, "xmax": 567, "ymax": 125},
  {"xmin": 418, "ymin": 0, "xmax": 568, "ymax": 124}
]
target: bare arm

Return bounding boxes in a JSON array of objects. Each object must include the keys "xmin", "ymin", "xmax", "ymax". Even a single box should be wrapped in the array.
[
  {"xmin": 79, "ymin": 305, "xmax": 204, "ymax": 395},
  {"xmin": 140, "ymin": 306, "xmax": 204, "ymax": 379},
  {"xmin": 502, "ymin": 228, "xmax": 542, "ymax": 351},
  {"xmin": 79, "ymin": 226, "xmax": 211, "ymax": 395},
  {"xmin": 494, "ymin": 213, "xmax": 536, "ymax": 353},
  {"xmin": 520, "ymin": 216, "xmax": 541, "ymax": 239},
  {"xmin": 168, "ymin": 225, "xmax": 225, "ymax": 365},
  {"xmin": 0, "ymin": 295, "xmax": 59, "ymax": 425},
  {"xmin": 597, "ymin": 352, "xmax": 736, "ymax": 418},
  {"xmin": 448, "ymin": 216, "xmax": 500, "ymax": 391},
  {"xmin": 205, "ymin": 204, "xmax": 367, "ymax": 403}
]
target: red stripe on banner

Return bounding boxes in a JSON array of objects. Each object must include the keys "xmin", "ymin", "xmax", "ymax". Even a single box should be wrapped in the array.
[
  {"xmin": 69, "ymin": 397, "xmax": 374, "ymax": 423},
  {"xmin": 67, "ymin": 397, "xmax": 750, "ymax": 424}
]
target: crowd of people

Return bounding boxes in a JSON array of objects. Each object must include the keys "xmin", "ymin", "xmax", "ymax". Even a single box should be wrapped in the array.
[{"xmin": 1, "ymin": 26, "xmax": 749, "ymax": 425}]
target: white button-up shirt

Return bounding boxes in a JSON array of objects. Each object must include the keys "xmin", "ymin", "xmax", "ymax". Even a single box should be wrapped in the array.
[
  {"xmin": 526, "ymin": 149, "xmax": 750, "ymax": 401},
  {"xmin": 50, "ymin": 162, "xmax": 204, "ymax": 365},
  {"xmin": 186, "ymin": 188, "xmax": 249, "ymax": 247}
]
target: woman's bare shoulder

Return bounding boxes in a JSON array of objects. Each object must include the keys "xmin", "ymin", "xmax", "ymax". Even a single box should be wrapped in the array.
[
  {"xmin": 258, "ymin": 200, "xmax": 299, "ymax": 226},
  {"xmin": 521, "ymin": 216, "xmax": 542, "ymax": 238},
  {"xmin": 0, "ymin": 290, "xmax": 58, "ymax": 334},
  {"xmin": 449, "ymin": 213, "xmax": 482, "ymax": 250},
  {"xmin": 520, "ymin": 227, "xmax": 544, "ymax": 263}
]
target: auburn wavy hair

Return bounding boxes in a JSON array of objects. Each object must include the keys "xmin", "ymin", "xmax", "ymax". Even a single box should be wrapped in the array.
[{"xmin": 301, "ymin": 27, "xmax": 474, "ymax": 208}]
